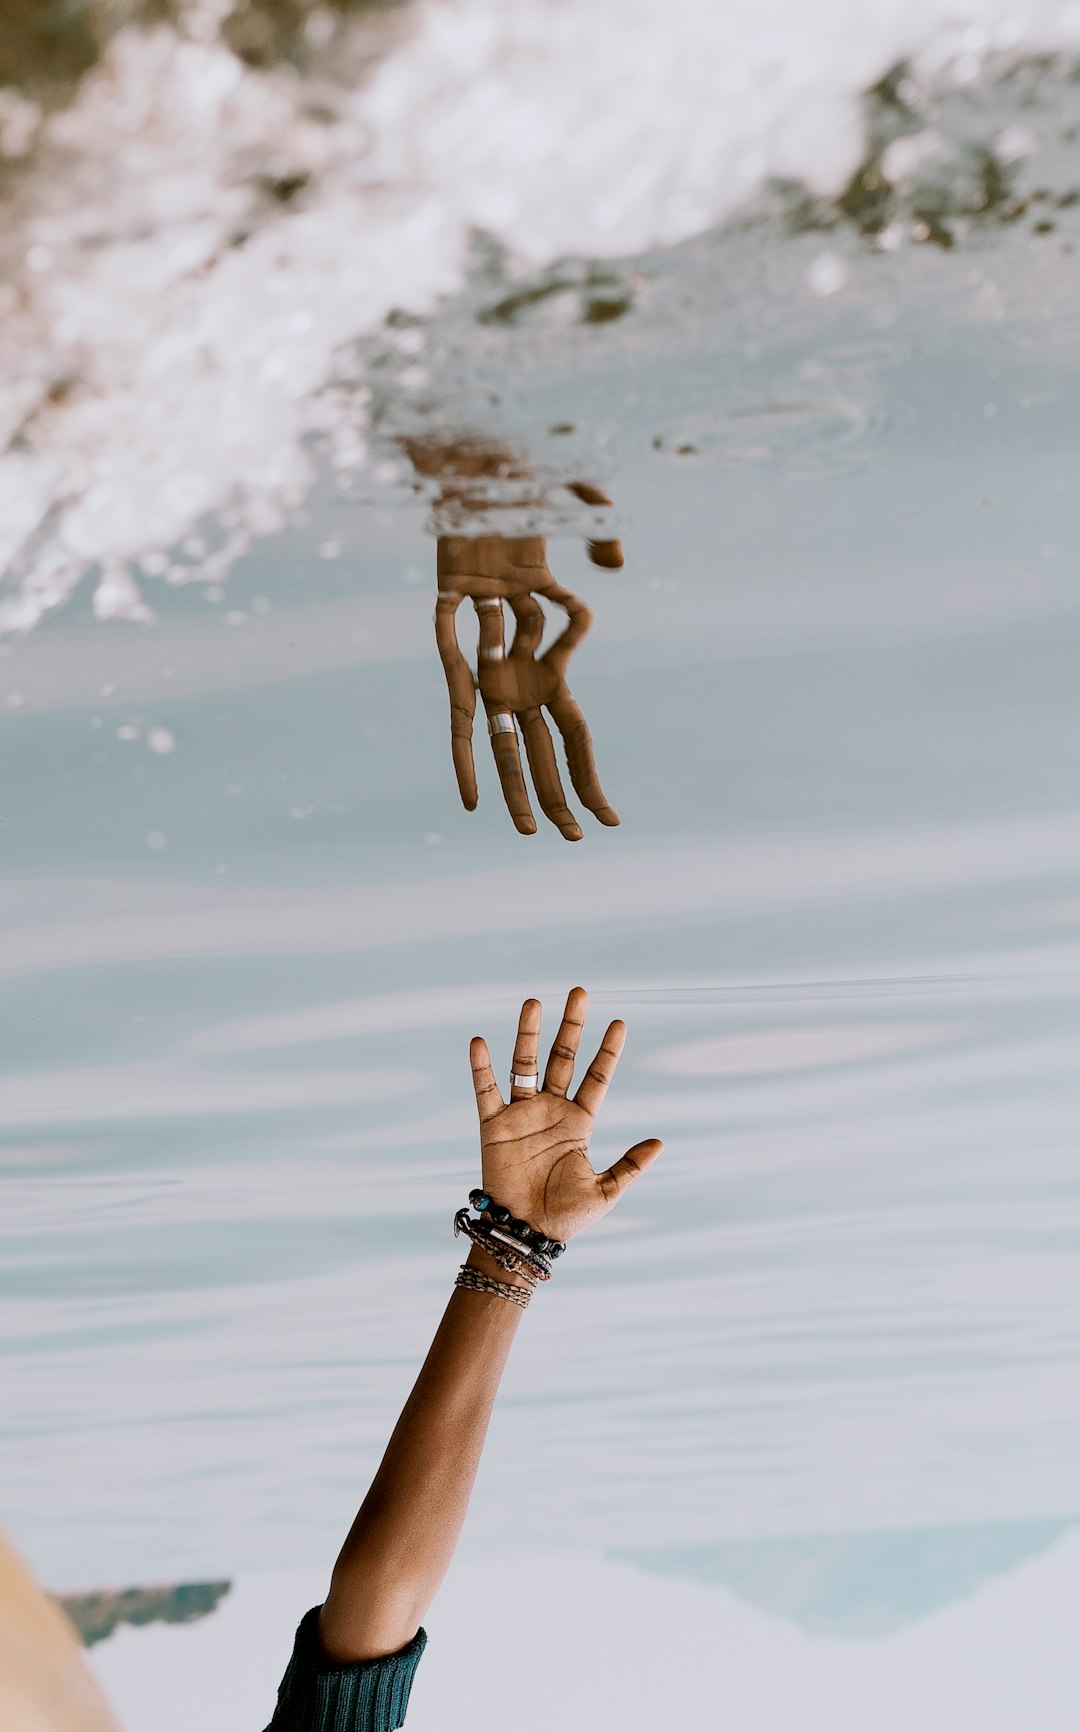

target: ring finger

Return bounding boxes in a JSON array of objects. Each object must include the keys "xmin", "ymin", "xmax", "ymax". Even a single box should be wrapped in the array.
[{"xmin": 510, "ymin": 997, "xmax": 542, "ymax": 1099}]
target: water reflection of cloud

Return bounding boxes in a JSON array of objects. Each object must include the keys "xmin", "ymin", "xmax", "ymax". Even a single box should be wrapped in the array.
[
  {"xmin": 0, "ymin": 1062, "xmax": 419, "ymax": 1128},
  {"xmin": 88, "ymin": 1534, "xmax": 1080, "ymax": 1732},
  {"xmin": 645, "ymin": 1021, "xmax": 958, "ymax": 1077},
  {"xmin": 3, "ymin": 809, "xmax": 1079, "ymax": 983},
  {"xmin": 188, "ymin": 985, "xmax": 542, "ymax": 1054},
  {"xmin": 0, "ymin": 594, "xmax": 429, "ymax": 711}
]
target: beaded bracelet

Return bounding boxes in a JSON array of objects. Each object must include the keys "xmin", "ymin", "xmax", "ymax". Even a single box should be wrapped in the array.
[
  {"xmin": 455, "ymin": 1262, "xmax": 532, "ymax": 1309},
  {"xmin": 468, "ymin": 1189, "xmax": 566, "ymax": 1260}
]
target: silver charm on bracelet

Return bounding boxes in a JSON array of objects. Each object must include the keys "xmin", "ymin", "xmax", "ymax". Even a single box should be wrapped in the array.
[{"xmin": 485, "ymin": 1223, "xmax": 552, "ymax": 1278}]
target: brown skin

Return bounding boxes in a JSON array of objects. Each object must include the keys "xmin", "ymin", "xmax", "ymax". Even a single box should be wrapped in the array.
[
  {"xmin": 318, "ymin": 988, "xmax": 663, "ymax": 1663},
  {"xmin": 437, "ymin": 535, "xmax": 619, "ymax": 839},
  {"xmin": 405, "ymin": 435, "xmax": 623, "ymax": 840}
]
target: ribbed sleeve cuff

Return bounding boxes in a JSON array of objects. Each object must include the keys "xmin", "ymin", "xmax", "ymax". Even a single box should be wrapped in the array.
[{"xmin": 266, "ymin": 1606, "xmax": 428, "ymax": 1732}]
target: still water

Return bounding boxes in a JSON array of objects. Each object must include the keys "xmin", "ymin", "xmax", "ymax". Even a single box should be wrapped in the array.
[{"xmin": 4, "ymin": 180, "xmax": 1080, "ymax": 1726}]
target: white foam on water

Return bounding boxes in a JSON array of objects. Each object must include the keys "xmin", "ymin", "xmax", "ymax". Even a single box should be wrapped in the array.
[{"xmin": 3, "ymin": 0, "xmax": 1080, "ymax": 632}]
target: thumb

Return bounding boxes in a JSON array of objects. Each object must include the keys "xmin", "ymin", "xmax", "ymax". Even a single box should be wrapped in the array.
[{"xmin": 599, "ymin": 1138, "xmax": 663, "ymax": 1204}]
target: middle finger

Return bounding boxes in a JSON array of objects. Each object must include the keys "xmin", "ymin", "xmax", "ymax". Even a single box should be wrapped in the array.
[{"xmin": 543, "ymin": 986, "xmax": 588, "ymax": 1097}]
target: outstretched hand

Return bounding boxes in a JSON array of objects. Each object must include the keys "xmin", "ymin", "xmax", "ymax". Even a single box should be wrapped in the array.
[{"xmin": 469, "ymin": 987, "xmax": 663, "ymax": 1244}]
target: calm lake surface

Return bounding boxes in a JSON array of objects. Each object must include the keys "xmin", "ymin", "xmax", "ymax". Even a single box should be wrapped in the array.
[{"xmin": 4, "ymin": 181, "xmax": 1080, "ymax": 1726}]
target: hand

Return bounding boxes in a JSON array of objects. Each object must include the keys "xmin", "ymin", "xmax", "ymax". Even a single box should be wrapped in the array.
[
  {"xmin": 436, "ymin": 535, "xmax": 619, "ymax": 840},
  {"xmin": 468, "ymin": 987, "xmax": 663, "ymax": 1245}
]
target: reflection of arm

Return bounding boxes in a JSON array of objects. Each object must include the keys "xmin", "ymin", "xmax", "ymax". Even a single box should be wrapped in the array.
[
  {"xmin": 404, "ymin": 436, "xmax": 624, "ymax": 567},
  {"xmin": 0, "ymin": 1532, "xmax": 121, "ymax": 1732},
  {"xmin": 317, "ymin": 1239, "xmax": 528, "ymax": 1663},
  {"xmin": 402, "ymin": 436, "xmax": 536, "ymax": 521}
]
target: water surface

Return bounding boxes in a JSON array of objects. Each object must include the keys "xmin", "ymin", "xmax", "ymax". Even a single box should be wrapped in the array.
[{"xmin": 3, "ymin": 145, "xmax": 1080, "ymax": 1729}]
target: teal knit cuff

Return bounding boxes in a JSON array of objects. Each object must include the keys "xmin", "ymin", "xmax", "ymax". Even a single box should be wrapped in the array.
[{"xmin": 265, "ymin": 1606, "xmax": 428, "ymax": 1732}]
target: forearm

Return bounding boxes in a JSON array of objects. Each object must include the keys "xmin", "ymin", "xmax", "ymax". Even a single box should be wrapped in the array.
[
  {"xmin": 316, "ymin": 987, "xmax": 662, "ymax": 1665},
  {"xmin": 318, "ymin": 1242, "xmax": 528, "ymax": 1662}
]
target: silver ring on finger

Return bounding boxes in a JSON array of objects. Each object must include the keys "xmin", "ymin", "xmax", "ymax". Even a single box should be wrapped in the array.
[
  {"xmin": 511, "ymin": 1072, "xmax": 539, "ymax": 1091},
  {"xmin": 489, "ymin": 712, "xmax": 516, "ymax": 736}
]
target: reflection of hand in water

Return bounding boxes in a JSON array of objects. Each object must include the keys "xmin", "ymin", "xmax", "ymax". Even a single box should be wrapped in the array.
[
  {"xmin": 435, "ymin": 532, "xmax": 620, "ymax": 840},
  {"xmin": 404, "ymin": 435, "xmax": 622, "ymax": 840}
]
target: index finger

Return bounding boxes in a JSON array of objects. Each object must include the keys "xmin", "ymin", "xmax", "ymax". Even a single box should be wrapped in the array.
[
  {"xmin": 548, "ymin": 694, "xmax": 619, "ymax": 827},
  {"xmin": 470, "ymin": 1035, "xmax": 505, "ymax": 1122}
]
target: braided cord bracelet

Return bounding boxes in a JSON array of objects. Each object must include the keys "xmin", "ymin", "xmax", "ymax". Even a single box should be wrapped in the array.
[
  {"xmin": 454, "ymin": 1262, "xmax": 532, "ymax": 1309},
  {"xmin": 453, "ymin": 1190, "xmax": 569, "ymax": 1304}
]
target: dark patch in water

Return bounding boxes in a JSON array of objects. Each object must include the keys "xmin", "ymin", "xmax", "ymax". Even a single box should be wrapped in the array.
[
  {"xmin": 478, "ymin": 271, "xmax": 631, "ymax": 328},
  {"xmin": 258, "ymin": 170, "xmax": 311, "ymax": 205},
  {"xmin": 581, "ymin": 292, "xmax": 632, "ymax": 324},
  {"xmin": 56, "ymin": 1579, "xmax": 231, "ymax": 1647}
]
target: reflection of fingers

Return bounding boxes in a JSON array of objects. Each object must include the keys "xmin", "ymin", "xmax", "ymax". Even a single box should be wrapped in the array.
[
  {"xmin": 587, "ymin": 538, "xmax": 624, "ymax": 568},
  {"xmin": 475, "ymin": 596, "xmax": 506, "ymax": 665},
  {"xmin": 543, "ymin": 986, "xmax": 588, "ymax": 1098},
  {"xmin": 599, "ymin": 1138, "xmax": 664, "ymax": 1205},
  {"xmin": 549, "ymin": 695, "xmax": 619, "ymax": 826},
  {"xmin": 510, "ymin": 998, "xmax": 542, "ymax": 1098},
  {"xmin": 470, "ymin": 1035, "xmax": 505, "ymax": 1122},
  {"xmin": 541, "ymin": 590, "xmax": 593, "ymax": 672},
  {"xmin": 508, "ymin": 593, "xmax": 545, "ymax": 658},
  {"xmin": 521, "ymin": 708, "xmax": 582, "ymax": 841},
  {"xmin": 567, "ymin": 481, "xmax": 614, "ymax": 507},
  {"xmin": 573, "ymin": 1018, "xmax": 625, "ymax": 1117},
  {"xmin": 435, "ymin": 594, "xmax": 478, "ymax": 810},
  {"xmin": 485, "ymin": 707, "xmax": 537, "ymax": 835}
]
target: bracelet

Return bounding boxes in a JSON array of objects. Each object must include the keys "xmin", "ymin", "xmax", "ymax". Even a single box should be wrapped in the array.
[
  {"xmin": 467, "ymin": 1189, "xmax": 566, "ymax": 1259},
  {"xmin": 455, "ymin": 1262, "xmax": 532, "ymax": 1309},
  {"xmin": 454, "ymin": 1208, "xmax": 545, "ymax": 1282}
]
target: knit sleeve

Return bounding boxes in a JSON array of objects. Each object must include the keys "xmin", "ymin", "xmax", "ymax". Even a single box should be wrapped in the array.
[{"xmin": 264, "ymin": 1606, "xmax": 428, "ymax": 1732}]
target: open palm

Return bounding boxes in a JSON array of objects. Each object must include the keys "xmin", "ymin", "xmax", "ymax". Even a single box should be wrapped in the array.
[{"xmin": 469, "ymin": 987, "xmax": 663, "ymax": 1244}]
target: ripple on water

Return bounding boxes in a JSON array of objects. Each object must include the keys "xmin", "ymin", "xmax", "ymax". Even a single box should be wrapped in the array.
[{"xmin": 651, "ymin": 390, "xmax": 887, "ymax": 481}]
